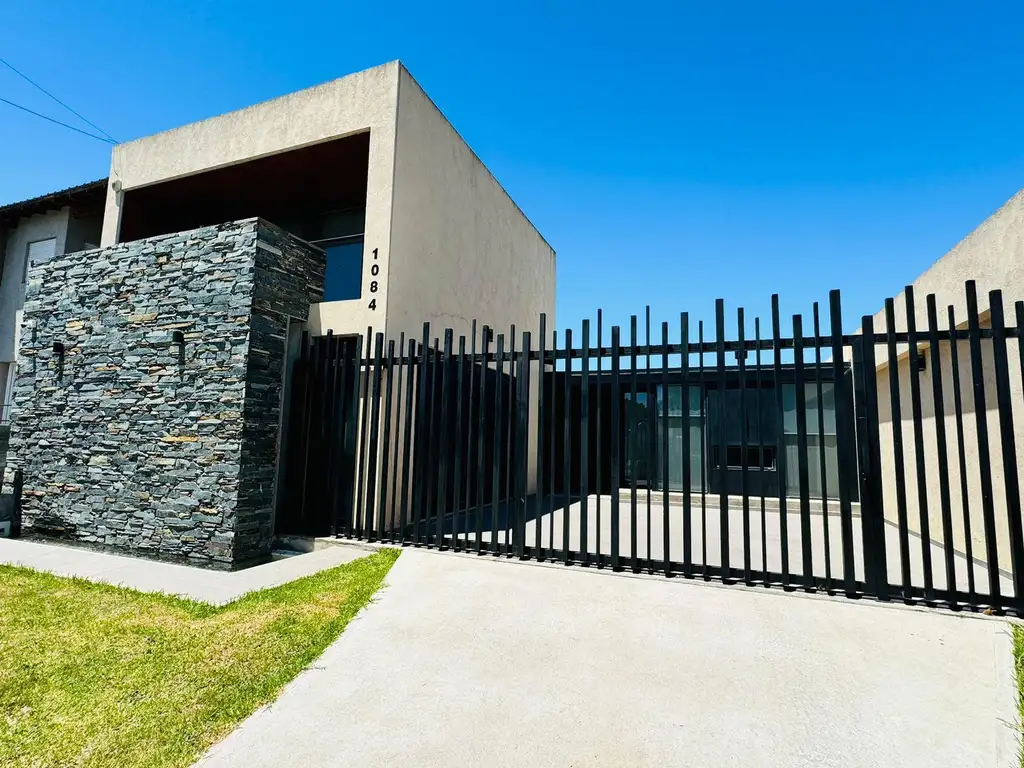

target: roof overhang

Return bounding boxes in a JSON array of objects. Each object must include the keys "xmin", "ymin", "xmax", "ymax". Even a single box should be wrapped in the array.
[{"xmin": 0, "ymin": 178, "xmax": 108, "ymax": 227}]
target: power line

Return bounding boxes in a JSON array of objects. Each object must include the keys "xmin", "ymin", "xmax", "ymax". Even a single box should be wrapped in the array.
[
  {"xmin": 0, "ymin": 55, "xmax": 116, "ymax": 142},
  {"xmin": 0, "ymin": 96, "xmax": 116, "ymax": 144}
]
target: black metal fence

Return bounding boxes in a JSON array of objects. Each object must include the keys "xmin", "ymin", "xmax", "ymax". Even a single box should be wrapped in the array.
[{"xmin": 281, "ymin": 280, "xmax": 1024, "ymax": 614}]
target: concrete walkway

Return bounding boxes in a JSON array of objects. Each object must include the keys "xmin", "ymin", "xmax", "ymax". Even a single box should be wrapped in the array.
[
  {"xmin": 0, "ymin": 538, "xmax": 369, "ymax": 604},
  {"xmin": 197, "ymin": 547, "xmax": 1019, "ymax": 768}
]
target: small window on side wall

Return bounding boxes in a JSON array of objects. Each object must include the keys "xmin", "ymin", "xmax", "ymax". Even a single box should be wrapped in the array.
[
  {"xmin": 322, "ymin": 237, "xmax": 364, "ymax": 301},
  {"xmin": 24, "ymin": 238, "xmax": 57, "ymax": 283}
]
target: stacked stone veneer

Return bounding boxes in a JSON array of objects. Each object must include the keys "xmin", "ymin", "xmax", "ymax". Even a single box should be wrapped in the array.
[{"xmin": 0, "ymin": 218, "xmax": 324, "ymax": 567}]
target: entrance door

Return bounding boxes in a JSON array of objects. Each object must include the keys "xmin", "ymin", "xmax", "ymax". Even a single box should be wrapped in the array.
[{"xmin": 277, "ymin": 335, "xmax": 361, "ymax": 537}]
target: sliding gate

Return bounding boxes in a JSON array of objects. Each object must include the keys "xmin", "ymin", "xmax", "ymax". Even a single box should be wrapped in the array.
[{"xmin": 281, "ymin": 281, "xmax": 1024, "ymax": 614}]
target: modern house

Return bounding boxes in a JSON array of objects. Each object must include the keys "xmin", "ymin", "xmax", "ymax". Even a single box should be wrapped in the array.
[
  {"xmin": 0, "ymin": 61, "xmax": 555, "ymax": 564},
  {"xmin": 1, "ymin": 59, "xmax": 1019, "ymax": 578}
]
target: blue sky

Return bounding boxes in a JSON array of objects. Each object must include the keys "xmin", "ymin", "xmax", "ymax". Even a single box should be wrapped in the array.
[{"xmin": 2, "ymin": 1, "xmax": 1023, "ymax": 340}]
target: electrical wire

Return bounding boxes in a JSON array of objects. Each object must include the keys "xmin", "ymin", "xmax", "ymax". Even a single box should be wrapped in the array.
[
  {"xmin": 0, "ymin": 96, "xmax": 116, "ymax": 144},
  {"xmin": 0, "ymin": 54, "xmax": 117, "ymax": 142}
]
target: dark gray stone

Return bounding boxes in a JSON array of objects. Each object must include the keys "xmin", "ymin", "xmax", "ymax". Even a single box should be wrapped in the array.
[{"xmin": 1, "ymin": 218, "xmax": 324, "ymax": 567}]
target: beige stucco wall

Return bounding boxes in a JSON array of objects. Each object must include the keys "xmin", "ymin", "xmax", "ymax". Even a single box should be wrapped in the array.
[
  {"xmin": 873, "ymin": 189, "xmax": 1024, "ymax": 574},
  {"xmin": 385, "ymin": 65, "xmax": 556, "ymax": 499},
  {"xmin": 1, "ymin": 208, "xmax": 70, "ymax": 362},
  {"xmin": 103, "ymin": 61, "xmax": 401, "ymax": 337}
]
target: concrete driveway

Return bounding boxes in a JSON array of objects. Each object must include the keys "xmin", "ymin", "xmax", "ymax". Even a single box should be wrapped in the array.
[
  {"xmin": 457, "ymin": 493, "xmax": 1013, "ymax": 598},
  {"xmin": 196, "ymin": 546, "xmax": 1017, "ymax": 768}
]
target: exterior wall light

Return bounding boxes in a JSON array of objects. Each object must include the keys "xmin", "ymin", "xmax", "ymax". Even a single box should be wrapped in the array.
[
  {"xmin": 52, "ymin": 342, "xmax": 64, "ymax": 356},
  {"xmin": 171, "ymin": 330, "xmax": 185, "ymax": 345}
]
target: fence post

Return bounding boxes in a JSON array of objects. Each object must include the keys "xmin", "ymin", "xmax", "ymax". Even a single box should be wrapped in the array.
[
  {"xmin": 610, "ymin": 326, "xmax": 622, "ymax": 571},
  {"xmin": 829, "ymin": 291, "xmax": 858, "ymax": 597},
  {"xmin": 852, "ymin": 320, "xmax": 888, "ymax": 600},
  {"xmin": 988, "ymin": 290, "xmax": 1024, "ymax": 612},
  {"xmin": 516, "ymin": 331, "xmax": 532, "ymax": 559}
]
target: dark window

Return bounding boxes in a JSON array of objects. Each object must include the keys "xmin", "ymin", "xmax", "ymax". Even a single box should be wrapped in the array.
[
  {"xmin": 322, "ymin": 238, "xmax": 364, "ymax": 301},
  {"xmin": 711, "ymin": 445, "xmax": 777, "ymax": 471}
]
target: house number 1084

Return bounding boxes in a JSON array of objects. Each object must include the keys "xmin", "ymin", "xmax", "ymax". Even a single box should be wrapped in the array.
[{"xmin": 368, "ymin": 248, "xmax": 379, "ymax": 310}]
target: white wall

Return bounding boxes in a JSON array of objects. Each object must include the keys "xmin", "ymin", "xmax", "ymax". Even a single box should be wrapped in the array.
[{"xmin": 0, "ymin": 208, "xmax": 70, "ymax": 362}]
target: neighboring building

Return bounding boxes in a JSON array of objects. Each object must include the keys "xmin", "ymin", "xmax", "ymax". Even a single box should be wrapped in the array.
[
  {"xmin": 0, "ymin": 180, "xmax": 107, "ymax": 529},
  {"xmin": 0, "ymin": 61, "xmax": 555, "ymax": 566},
  {"xmin": 872, "ymin": 188, "xmax": 1024, "ymax": 573},
  {"xmin": 0, "ymin": 180, "xmax": 107, "ymax": 423}
]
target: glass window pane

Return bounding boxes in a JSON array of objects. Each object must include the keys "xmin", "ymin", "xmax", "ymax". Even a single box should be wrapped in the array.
[
  {"xmin": 323, "ymin": 240, "xmax": 364, "ymax": 301},
  {"xmin": 688, "ymin": 385, "xmax": 701, "ymax": 416},
  {"xmin": 782, "ymin": 383, "xmax": 797, "ymax": 435}
]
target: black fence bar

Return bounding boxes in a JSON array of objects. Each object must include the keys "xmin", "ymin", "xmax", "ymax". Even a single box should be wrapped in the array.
[
  {"xmin": 515, "ymin": 332, "xmax": 532, "ymax": 559},
  {"xmin": 661, "ymin": 321, "xmax": 671, "ymax": 577},
  {"xmin": 989, "ymin": 290, "xmax": 1024, "ymax": 608},
  {"xmin": 738, "ymin": 308, "xmax": 750, "ymax": 583},
  {"xmin": 425, "ymin": 337, "xmax": 441, "ymax": 547},
  {"xmin": 755, "ymin": 317, "xmax": 768, "ymax": 586},
  {"xmin": 581, "ymin": 320, "xmax": 591, "ymax": 565},
  {"xmin": 1018, "ymin": 300, "xmax": 1024, "ymax": 399},
  {"xmin": 365, "ymin": 333, "xmax": 385, "ymax": 541},
  {"xmin": 505, "ymin": 327, "xmax": 517, "ymax": 556},
  {"xmin": 294, "ymin": 331, "xmax": 314, "ymax": 530},
  {"xmin": 389, "ymin": 333, "xmax": 406, "ymax": 544},
  {"xmin": 629, "ymin": 316, "xmax": 639, "ymax": 572},
  {"xmin": 771, "ymin": 296, "xmax": 789, "ymax": 583},
  {"xmin": 563, "ymin": 328, "xmax": 573, "ymax": 565},
  {"xmin": 813, "ymin": 303, "xmax": 832, "ymax": 589},
  {"xmin": 925, "ymin": 296, "xmax": 956, "ymax": 604},
  {"xmin": 904, "ymin": 287, "xmax": 934, "ymax": 599},
  {"xmin": 884, "ymin": 300, "xmax": 912, "ymax": 594},
  {"xmin": 378, "ymin": 338, "xmax": 396, "ymax": 542},
  {"xmin": 399, "ymin": 338, "xmax": 415, "ymax": 545},
  {"xmin": 322, "ymin": 332, "xmax": 339, "ymax": 537},
  {"xmin": 475, "ymin": 328, "xmax": 490, "ymax": 553},
  {"xmin": 355, "ymin": 328, "xmax": 373, "ymax": 540},
  {"xmin": 793, "ymin": 314, "xmax": 813, "ymax": 588},
  {"xmin": 947, "ymin": 306, "xmax": 976, "ymax": 602},
  {"xmin": 465, "ymin": 322, "xmax": 476, "ymax": 547},
  {"xmin": 698, "ymin": 320, "xmax": 708, "ymax": 579},
  {"xmin": 715, "ymin": 299, "xmax": 729, "ymax": 577},
  {"xmin": 646, "ymin": 307, "xmax": 653, "ymax": 572},
  {"xmin": 536, "ymin": 314, "xmax": 547, "ymax": 561},
  {"xmin": 596, "ymin": 310, "xmax": 603, "ymax": 567},
  {"xmin": 549, "ymin": 328, "xmax": 557, "ymax": 558},
  {"xmin": 829, "ymin": 291, "xmax": 856, "ymax": 597},
  {"xmin": 452, "ymin": 335, "xmax": 466, "ymax": 551},
  {"xmin": 491, "ymin": 334, "xmax": 505, "ymax": 556},
  {"xmin": 681, "ymin": 312, "xmax": 693, "ymax": 578},
  {"xmin": 413, "ymin": 325, "xmax": 430, "ymax": 545},
  {"xmin": 855, "ymin": 315, "xmax": 888, "ymax": 600},
  {"xmin": 966, "ymin": 281, "xmax": 1000, "ymax": 602},
  {"xmin": 610, "ymin": 325, "xmax": 622, "ymax": 571}
]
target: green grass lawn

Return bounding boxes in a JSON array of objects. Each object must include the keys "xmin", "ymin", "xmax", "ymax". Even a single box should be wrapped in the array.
[
  {"xmin": 0, "ymin": 548, "xmax": 400, "ymax": 768},
  {"xmin": 1014, "ymin": 624, "xmax": 1024, "ymax": 766}
]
